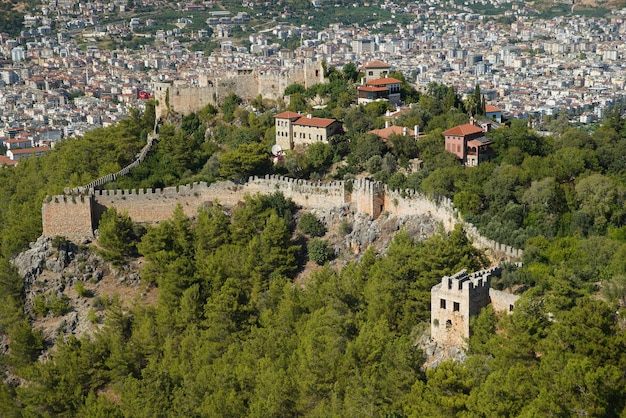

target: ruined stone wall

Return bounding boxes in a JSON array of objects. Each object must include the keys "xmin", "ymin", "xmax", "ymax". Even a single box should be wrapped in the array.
[
  {"xmin": 489, "ymin": 289, "xmax": 519, "ymax": 314},
  {"xmin": 42, "ymin": 195, "xmax": 94, "ymax": 241},
  {"xmin": 383, "ymin": 187, "xmax": 458, "ymax": 232},
  {"xmin": 351, "ymin": 178, "xmax": 386, "ymax": 218},
  {"xmin": 90, "ymin": 182, "xmax": 245, "ymax": 226},
  {"xmin": 43, "ymin": 177, "xmax": 347, "ymax": 238},
  {"xmin": 383, "ymin": 187, "xmax": 522, "ymax": 259},
  {"xmin": 153, "ymin": 61, "xmax": 326, "ymax": 120},
  {"xmin": 465, "ymin": 224, "xmax": 523, "ymax": 259},
  {"xmin": 163, "ymin": 85, "xmax": 218, "ymax": 120},
  {"xmin": 216, "ymin": 74, "xmax": 259, "ymax": 102},
  {"xmin": 244, "ymin": 175, "xmax": 346, "ymax": 210},
  {"xmin": 42, "ymin": 176, "xmax": 523, "ymax": 262},
  {"xmin": 431, "ymin": 267, "xmax": 500, "ymax": 348},
  {"xmin": 257, "ymin": 61, "xmax": 325, "ymax": 101}
]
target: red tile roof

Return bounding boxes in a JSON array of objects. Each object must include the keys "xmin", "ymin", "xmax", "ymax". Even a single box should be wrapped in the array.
[
  {"xmin": 357, "ymin": 86, "xmax": 388, "ymax": 92},
  {"xmin": 0, "ymin": 156, "xmax": 16, "ymax": 166},
  {"xmin": 8, "ymin": 146, "xmax": 50, "ymax": 155},
  {"xmin": 365, "ymin": 77, "xmax": 402, "ymax": 86},
  {"xmin": 485, "ymin": 104, "xmax": 501, "ymax": 113},
  {"xmin": 274, "ymin": 111, "xmax": 302, "ymax": 119},
  {"xmin": 468, "ymin": 138, "xmax": 492, "ymax": 147},
  {"xmin": 443, "ymin": 124, "xmax": 484, "ymax": 136},
  {"xmin": 369, "ymin": 126, "xmax": 408, "ymax": 140},
  {"xmin": 293, "ymin": 116, "xmax": 337, "ymax": 128}
]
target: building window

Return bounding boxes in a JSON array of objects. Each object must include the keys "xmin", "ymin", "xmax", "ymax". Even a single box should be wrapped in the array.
[
  {"xmin": 509, "ymin": 304, "xmax": 514, "ymax": 312},
  {"xmin": 440, "ymin": 299, "xmax": 446, "ymax": 309},
  {"xmin": 446, "ymin": 319, "xmax": 452, "ymax": 329},
  {"xmin": 453, "ymin": 302, "xmax": 460, "ymax": 312}
]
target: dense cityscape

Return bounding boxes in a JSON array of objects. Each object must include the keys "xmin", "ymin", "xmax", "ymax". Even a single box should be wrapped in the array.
[{"xmin": 2, "ymin": 0, "xmax": 626, "ymax": 163}]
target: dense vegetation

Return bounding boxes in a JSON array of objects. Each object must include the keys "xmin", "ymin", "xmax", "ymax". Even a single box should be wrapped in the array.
[{"xmin": 0, "ymin": 69, "xmax": 626, "ymax": 415}]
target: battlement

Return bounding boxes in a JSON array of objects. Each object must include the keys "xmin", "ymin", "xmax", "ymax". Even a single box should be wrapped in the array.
[
  {"xmin": 440, "ymin": 266, "xmax": 500, "ymax": 292},
  {"xmin": 42, "ymin": 175, "xmax": 524, "ymax": 264},
  {"xmin": 431, "ymin": 265, "xmax": 515, "ymax": 348}
]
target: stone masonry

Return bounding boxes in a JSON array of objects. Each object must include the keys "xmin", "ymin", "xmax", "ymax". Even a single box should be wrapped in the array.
[
  {"xmin": 431, "ymin": 267, "xmax": 519, "ymax": 348},
  {"xmin": 153, "ymin": 61, "xmax": 325, "ymax": 120},
  {"xmin": 42, "ymin": 175, "xmax": 524, "ymax": 260}
]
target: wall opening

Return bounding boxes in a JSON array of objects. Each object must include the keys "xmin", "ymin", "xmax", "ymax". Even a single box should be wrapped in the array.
[
  {"xmin": 440, "ymin": 299, "xmax": 446, "ymax": 309},
  {"xmin": 446, "ymin": 319, "xmax": 452, "ymax": 329},
  {"xmin": 453, "ymin": 302, "xmax": 460, "ymax": 312}
]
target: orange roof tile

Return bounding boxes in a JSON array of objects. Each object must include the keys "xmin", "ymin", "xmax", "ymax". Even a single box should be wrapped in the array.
[
  {"xmin": 369, "ymin": 126, "xmax": 408, "ymax": 140},
  {"xmin": 485, "ymin": 104, "xmax": 501, "ymax": 113},
  {"xmin": 0, "ymin": 156, "xmax": 16, "ymax": 166},
  {"xmin": 8, "ymin": 146, "xmax": 50, "ymax": 155},
  {"xmin": 365, "ymin": 77, "xmax": 402, "ymax": 86},
  {"xmin": 293, "ymin": 116, "xmax": 337, "ymax": 128},
  {"xmin": 467, "ymin": 138, "xmax": 492, "ymax": 147},
  {"xmin": 274, "ymin": 111, "xmax": 302, "ymax": 119},
  {"xmin": 443, "ymin": 124, "xmax": 484, "ymax": 136},
  {"xmin": 357, "ymin": 86, "xmax": 389, "ymax": 92}
]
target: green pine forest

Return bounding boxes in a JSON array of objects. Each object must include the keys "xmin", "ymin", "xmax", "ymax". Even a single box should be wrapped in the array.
[{"xmin": 0, "ymin": 68, "xmax": 626, "ymax": 416}]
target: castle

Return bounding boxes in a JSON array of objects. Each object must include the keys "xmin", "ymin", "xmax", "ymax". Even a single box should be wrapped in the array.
[
  {"xmin": 42, "ymin": 175, "xmax": 523, "ymax": 261},
  {"xmin": 153, "ymin": 61, "xmax": 325, "ymax": 120},
  {"xmin": 431, "ymin": 267, "xmax": 519, "ymax": 348}
]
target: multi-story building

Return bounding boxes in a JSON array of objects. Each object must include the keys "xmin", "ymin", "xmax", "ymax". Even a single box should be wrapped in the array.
[
  {"xmin": 275, "ymin": 111, "xmax": 342, "ymax": 150},
  {"xmin": 443, "ymin": 122, "xmax": 494, "ymax": 166},
  {"xmin": 357, "ymin": 77, "xmax": 402, "ymax": 105},
  {"xmin": 360, "ymin": 60, "xmax": 391, "ymax": 82}
]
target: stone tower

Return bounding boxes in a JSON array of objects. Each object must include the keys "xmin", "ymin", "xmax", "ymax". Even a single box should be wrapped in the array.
[{"xmin": 430, "ymin": 267, "xmax": 502, "ymax": 347}]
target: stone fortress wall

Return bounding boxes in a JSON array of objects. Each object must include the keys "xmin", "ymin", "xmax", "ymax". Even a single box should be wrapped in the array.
[
  {"xmin": 154, "ymin": 61, "xmax": 325, "ymax": 120},
  {"xmin": 42, "ymin": 175, "xmax": 523, "ymax": 260}
]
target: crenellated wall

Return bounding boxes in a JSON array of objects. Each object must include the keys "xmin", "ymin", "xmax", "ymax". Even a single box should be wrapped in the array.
[
  {"xmin": 42, "ymin": 195, "xmax": 94, "ymax": 239},
  {"xmin": 431, "ymin": 267, "xmax": 503, "ymax": 348},
  {"xmin": 383, "ymin": 187, "xmax": 458, "ymax": 232},
  {"xmin": 42, "ymin": 175, "xmax": 523, "ymax": 260},
  {"xmin": 245, "ymin": 175, "xmax": 346, "ymax": 210},
  {"xmin": 90, "ymin": 182, "xmax": 246, "ymax": 226}
]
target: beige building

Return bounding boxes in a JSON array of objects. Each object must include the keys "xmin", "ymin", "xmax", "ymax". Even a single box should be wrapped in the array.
[
  {"xmin": 275, "ymin": 111, "xmax": 342, "ymax": 150},
  {"xmin": 360, "ymin": 60, "xmax": 391, "ymax": 82}
]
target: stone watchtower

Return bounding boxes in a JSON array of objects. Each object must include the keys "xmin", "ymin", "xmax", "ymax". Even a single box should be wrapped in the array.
[{"xmin": 430, "ymin": 267, "xmax": 502, "ymax": 347}]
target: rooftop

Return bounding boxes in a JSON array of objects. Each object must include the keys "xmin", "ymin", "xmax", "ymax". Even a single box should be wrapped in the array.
[
  {"xmin": 365, "ymin": 77, "xmax": 403, "ymax": 86},
  {"xmin": 293, "ymin": 115, "xmax": 337, "ymax": 128},
  {"xmin": 275, "ymin": 111, "xmax": 302, "ymax": 119},
  {"xmin": 443, "ymin": 124, "xmax": 484, "ymax": 136}
]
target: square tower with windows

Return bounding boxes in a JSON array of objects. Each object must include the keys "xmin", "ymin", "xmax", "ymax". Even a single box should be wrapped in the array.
[{"xmin": 430, "ymin": 267, "xmax": 501, "ymax": 347}]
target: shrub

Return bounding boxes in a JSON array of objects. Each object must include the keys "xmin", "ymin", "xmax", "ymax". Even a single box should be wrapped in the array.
[
  {"xmin": 338, "ymin": 221, "xmax": 352, "ymax": 236},
  {"xmin": 47, "ymin": 294, "xmax": 71, "ymax": 316},
  {"xmin": 87, "ymin": 308, "xmax": 99, "ymax": 324},
  {"xmin": 75, "ymin": 281, "xmax": 89, "ymax": 297},
  {"xmin": 51, "ymin": 236, "xmax": 69, "ymax": 250},
  {"xmin": 33, "ymin": 294, "xmax": 48, "ymax": 316},
  {"xmin": 98, "ymin": 207, "xmax": 137, "ymax": 265},
  {"xmin": 298, "ymin": 213, "xmax": 326, "ymax": 237},
  {"xmin": 308, "ymin": 239, "xmax": 334, "ymax": 265}
]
